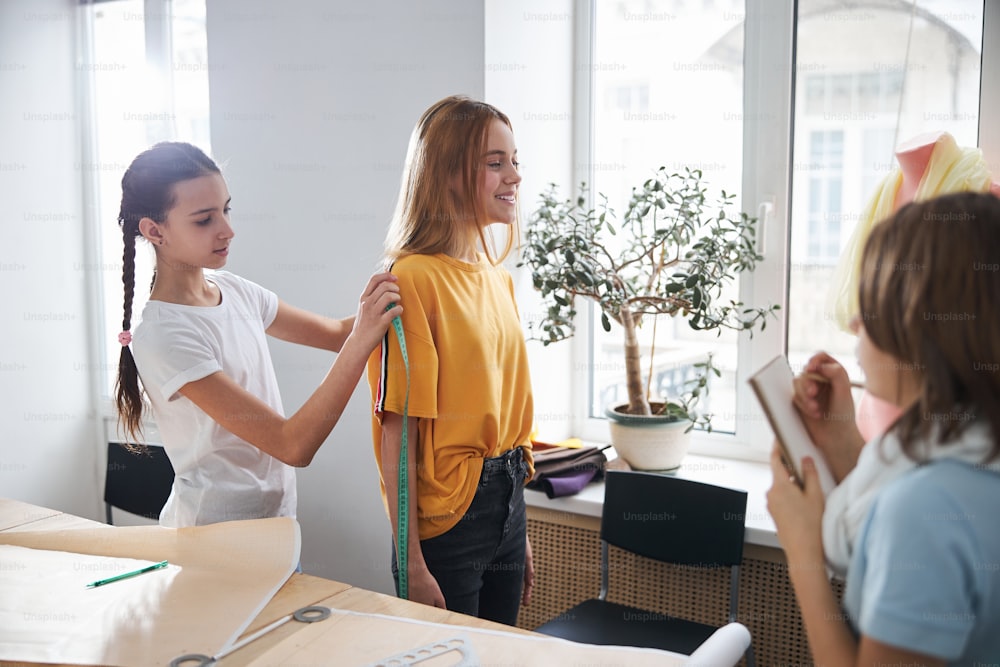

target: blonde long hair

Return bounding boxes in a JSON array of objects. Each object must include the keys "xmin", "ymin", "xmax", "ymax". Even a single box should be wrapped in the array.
[{"xmin": 384, "ymin": 95, "xmax": 518, "ymax": 267}]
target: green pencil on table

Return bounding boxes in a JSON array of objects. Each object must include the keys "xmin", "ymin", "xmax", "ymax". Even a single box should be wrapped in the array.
[{"xmin": 86, "ymin": 560, "xmax": 168, "ymax": 588}]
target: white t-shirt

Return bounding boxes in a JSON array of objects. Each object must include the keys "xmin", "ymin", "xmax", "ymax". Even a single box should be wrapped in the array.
[{"xmin": 132, "ymin": 271, "xmax": 296, "ymax": 527}]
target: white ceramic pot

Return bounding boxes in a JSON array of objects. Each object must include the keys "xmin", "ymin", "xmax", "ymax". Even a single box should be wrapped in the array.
[{"xmin": 605, "ymin": 403, "xmax": 693, "ymax": 472}]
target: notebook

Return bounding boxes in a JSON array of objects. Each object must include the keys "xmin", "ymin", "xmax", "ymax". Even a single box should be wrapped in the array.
[{"xmin": 748, "ymin": 355, "xmax": 836, "ymax": 496}]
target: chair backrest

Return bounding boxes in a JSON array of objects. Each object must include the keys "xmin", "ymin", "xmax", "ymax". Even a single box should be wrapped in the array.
[
  {"xmin": 104, "ymin": 442, "xmax": 175, "ymax": 524},
  {"xmin": 601, "ymin": 470, "xmax": 748, "ymax": 567}
]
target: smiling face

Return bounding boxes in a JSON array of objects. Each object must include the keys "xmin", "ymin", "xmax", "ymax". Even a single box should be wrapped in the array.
[
  {"xmin": 141, "ymin": 172, "xmax": 233, "ymax": 271},
  {"xmin": 477, "ymin": 118, "xmax": 521, "ymax": 227}
]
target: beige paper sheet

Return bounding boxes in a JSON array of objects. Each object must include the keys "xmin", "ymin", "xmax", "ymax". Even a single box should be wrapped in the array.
[
  {"xmin": 242, "ymin": 607, "xmax": 686, "ymax": 667},
  {"xmin": 0, "ymin": 517, "xmax": 300, "ymax": 666},
  {"xmin": 0, "ymin": 498, "xmax": 61, "ymax": 531}
]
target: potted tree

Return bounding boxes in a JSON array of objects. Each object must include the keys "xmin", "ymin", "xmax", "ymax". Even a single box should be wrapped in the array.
[{"xmin": 520, "ymin": 166, "xmax": 778, "ymax": 470}]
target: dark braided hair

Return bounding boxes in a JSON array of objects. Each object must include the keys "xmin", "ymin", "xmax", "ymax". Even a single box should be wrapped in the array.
[{"xmin": 115, "ymin": 142, "xmax": 220, "ymax": 446}]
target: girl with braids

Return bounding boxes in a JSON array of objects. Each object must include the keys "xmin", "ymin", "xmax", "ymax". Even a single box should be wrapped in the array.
[
  {"xmin": 115, "ymin": 142, "xmax": 402, "ymax": 527},
  {"xmin": 767, "ymin": 192, "xmax": 1000, "ymax": 665}
]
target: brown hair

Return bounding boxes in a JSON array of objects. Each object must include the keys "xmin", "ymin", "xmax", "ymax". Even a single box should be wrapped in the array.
[
  {"xmin": 383, "ymin": 95, "xmax": 518, "ymax": 266},
  {"xmin": 115, "ymin": 142, "xmax": 221, "ymax": 446},
  {"xmin": 858, "ymin": 191, "xmax": 1000, "ymax": 460}
]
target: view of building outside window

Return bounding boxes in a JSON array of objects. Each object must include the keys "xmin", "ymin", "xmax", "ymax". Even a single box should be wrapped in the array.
[
  {"xmin": 787, "ymin": 0, "xmax": 983, "ymax": 377},
  {"xmin": 589, "ymin": 0, "xmax": 983, "ymax": 432}
]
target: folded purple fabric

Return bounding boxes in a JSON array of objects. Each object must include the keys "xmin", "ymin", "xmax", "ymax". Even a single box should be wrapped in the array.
[{"xmin": 537, "ymin": 468, "xmax": 598, "ymax": 498}]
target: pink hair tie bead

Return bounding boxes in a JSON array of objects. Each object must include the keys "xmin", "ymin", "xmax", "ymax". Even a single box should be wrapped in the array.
[{"xmin": 118, "ymin": 331, "xmax": 132, "ymax": 346}]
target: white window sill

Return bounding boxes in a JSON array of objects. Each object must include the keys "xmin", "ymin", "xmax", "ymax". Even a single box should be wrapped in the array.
[{"xmin": 525, "ymin": 450, "xmax": 780, "ymax": 549}]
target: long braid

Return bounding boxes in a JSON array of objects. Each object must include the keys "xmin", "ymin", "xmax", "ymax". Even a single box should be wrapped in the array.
[
  {"xmin": 114, "ymin": 218, "xmax": 145, "ymax": 448},
  {"xmin": 112, "ymin": 142, "xmax": 220, "ymax": 448}
]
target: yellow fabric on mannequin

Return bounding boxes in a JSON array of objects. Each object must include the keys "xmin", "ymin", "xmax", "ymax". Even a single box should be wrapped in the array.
[{"xmin": 828, "ymin": 132, "xmax": 994, "ymax": 332}]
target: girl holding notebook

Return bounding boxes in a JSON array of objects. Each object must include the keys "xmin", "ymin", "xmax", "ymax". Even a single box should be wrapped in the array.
[{"xmin": 767, "ymin": 192, "xmax": 1000, "ymax": 665}]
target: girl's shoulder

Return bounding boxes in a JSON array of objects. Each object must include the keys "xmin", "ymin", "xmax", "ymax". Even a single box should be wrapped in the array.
[
  {"xmin": 390, "ymin": 254, "xmax": 435, "ymax": 272},
  {"xmin": 393, "ymin": 252, "xmax": 506, "ymax": 275},
  {"xmin": 210, "ymin": 270, "xmax": 276, "ymax": 302},
  {"xmin": 876, "ymin": 456, "xmax": 1000, "ymax": 528},
  {"xmin": 393, "ymin": 253, "xmax": 465, "ymax": 269},
  {"xmin": 209, "ymin": 269, "xmax": 251, "ymax": 291},
  {"xmin": 392, "ymin": 253, "xmax": 474, "ymax": 280}
]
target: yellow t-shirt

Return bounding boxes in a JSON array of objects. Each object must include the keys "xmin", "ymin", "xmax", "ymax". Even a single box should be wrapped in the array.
[{"xmin": 367, "ymin": 253, "xmax": 535, "ymax": 539}]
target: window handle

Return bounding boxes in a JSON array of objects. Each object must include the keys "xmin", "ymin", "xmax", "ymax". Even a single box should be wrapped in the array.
[{"xmin": 755, "ymin": 199, "xmax": 774, "ymax": 258}]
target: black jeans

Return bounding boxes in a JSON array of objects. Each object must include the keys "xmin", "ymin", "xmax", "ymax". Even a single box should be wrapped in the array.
[{"xmin": 392, "ymin": 447, "xmax": 528, "ymax": 625}]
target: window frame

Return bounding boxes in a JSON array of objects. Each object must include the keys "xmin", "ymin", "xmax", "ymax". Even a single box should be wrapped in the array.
[
  {"xmin": 80, "ymin": 0, "xmax": 207, "ymax": 443},
  {"xmin": 571, "ymin": 0, "xmax": 998, "ymax": 461}
]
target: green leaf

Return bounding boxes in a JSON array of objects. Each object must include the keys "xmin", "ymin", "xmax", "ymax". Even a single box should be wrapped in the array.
[
  {"xmin": 691, "ymin": 287, "xmax": 703, "ymax": 309},
  {"xmin": 601, "ymin": 312, "xmax": 611, "ymax": 332}
]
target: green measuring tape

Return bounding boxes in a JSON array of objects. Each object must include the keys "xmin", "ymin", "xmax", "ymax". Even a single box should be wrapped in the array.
[{"xmin": 390, "ymin": 313, "xmax": 411, "ymax": 599}]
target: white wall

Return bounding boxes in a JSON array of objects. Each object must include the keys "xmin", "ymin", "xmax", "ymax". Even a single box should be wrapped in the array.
[
  {"xmin": 0, "ymin": 0, "xmax": 574, "ymax": 595},
  {"xmin": 205, "ymin": 0, "xmax": 485, "ymax": 593},
  {"xmin": 0, "ymin": 1, "xmax": 101, "ymax": 517}
]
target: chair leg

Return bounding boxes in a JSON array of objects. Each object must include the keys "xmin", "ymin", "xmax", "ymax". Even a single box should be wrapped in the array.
[{"xmin": 744, "ymin": 642, "xmax": 756, "ymax": 667}]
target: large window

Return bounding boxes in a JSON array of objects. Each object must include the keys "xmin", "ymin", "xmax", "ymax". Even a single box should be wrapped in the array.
[
  {"xmin": 577, "ymin": 0, "xmax": 992, "ymax": 457},
  {"xmin": 787, "ymin": 0, "xmax": 984, "ymax": 382},
  {"xmin": 588, "ymin": 0, "xmax": 747, "ymax": 435},
  {"xmin": 84, "ymin": 0, "xmax": 210, "ymax": 402}
]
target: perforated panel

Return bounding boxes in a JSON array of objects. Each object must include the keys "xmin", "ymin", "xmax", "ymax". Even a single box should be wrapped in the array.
[
  {"xmin": 518, "ymin": 512, "xmax": 845, "ymax": 666},
  {"xmin": 517, "ymin": 513, "xmax": 603, "ymax": 631}
]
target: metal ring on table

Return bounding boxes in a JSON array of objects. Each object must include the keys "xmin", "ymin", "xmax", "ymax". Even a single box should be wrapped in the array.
[
  {"xmin": 293, "ymin": 605, "xmax": 331, "ymax": 622},
  {"xmin": 169, "ymin": 654, "xmax": 213, "ymax": 667},
  {"xmin": 168, "ymin": 606, "xmax": 332, "ymax": 666}
]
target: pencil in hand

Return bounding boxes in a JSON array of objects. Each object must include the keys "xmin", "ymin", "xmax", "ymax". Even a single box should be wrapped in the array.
[{"xmin": 803, "ymin": 371, "xmax": 865, "ymax": 389}]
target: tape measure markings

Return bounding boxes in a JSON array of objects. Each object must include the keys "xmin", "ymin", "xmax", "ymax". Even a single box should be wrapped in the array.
[{"xmin": 391, "ymin": 314, "xmax": 411, "ymax": 600}]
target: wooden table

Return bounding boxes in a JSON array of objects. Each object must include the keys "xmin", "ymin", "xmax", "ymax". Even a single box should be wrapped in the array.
[
  {"xmin": 216, "ymin": 572, "xmax": 541, "ymax": 665},
  {"xmin": 0, "ymin": 498, "xmax": 685, "ymax": 667}
]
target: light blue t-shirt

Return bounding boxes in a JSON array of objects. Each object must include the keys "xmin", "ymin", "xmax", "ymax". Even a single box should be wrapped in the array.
[{"xmin": 843, "ymin": 458, "xmax": 1000, "ymax": 664}]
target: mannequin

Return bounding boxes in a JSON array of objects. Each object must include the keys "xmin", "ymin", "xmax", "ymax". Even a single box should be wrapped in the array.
[
  {"xmin": 893, "ymin": 131, "xmax": 942, "ymax": 205},
  {"xmin": 828, "ymin": 130, "xmax": 999, "ymax": 440}
]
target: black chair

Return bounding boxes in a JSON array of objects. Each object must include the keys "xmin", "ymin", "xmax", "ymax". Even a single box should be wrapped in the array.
[
  {"xmin": 104, "ymin": 441, "xmax": 175, "ymax": 524},
  {"xmin": 534, "ymin": 470, "xmax": 755, "ymax": 666}
]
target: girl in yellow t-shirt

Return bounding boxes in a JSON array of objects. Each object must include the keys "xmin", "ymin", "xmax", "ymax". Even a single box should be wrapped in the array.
[{"xmin": 367, "ymin": 95, "xmax": 535, "ymax": 625}]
